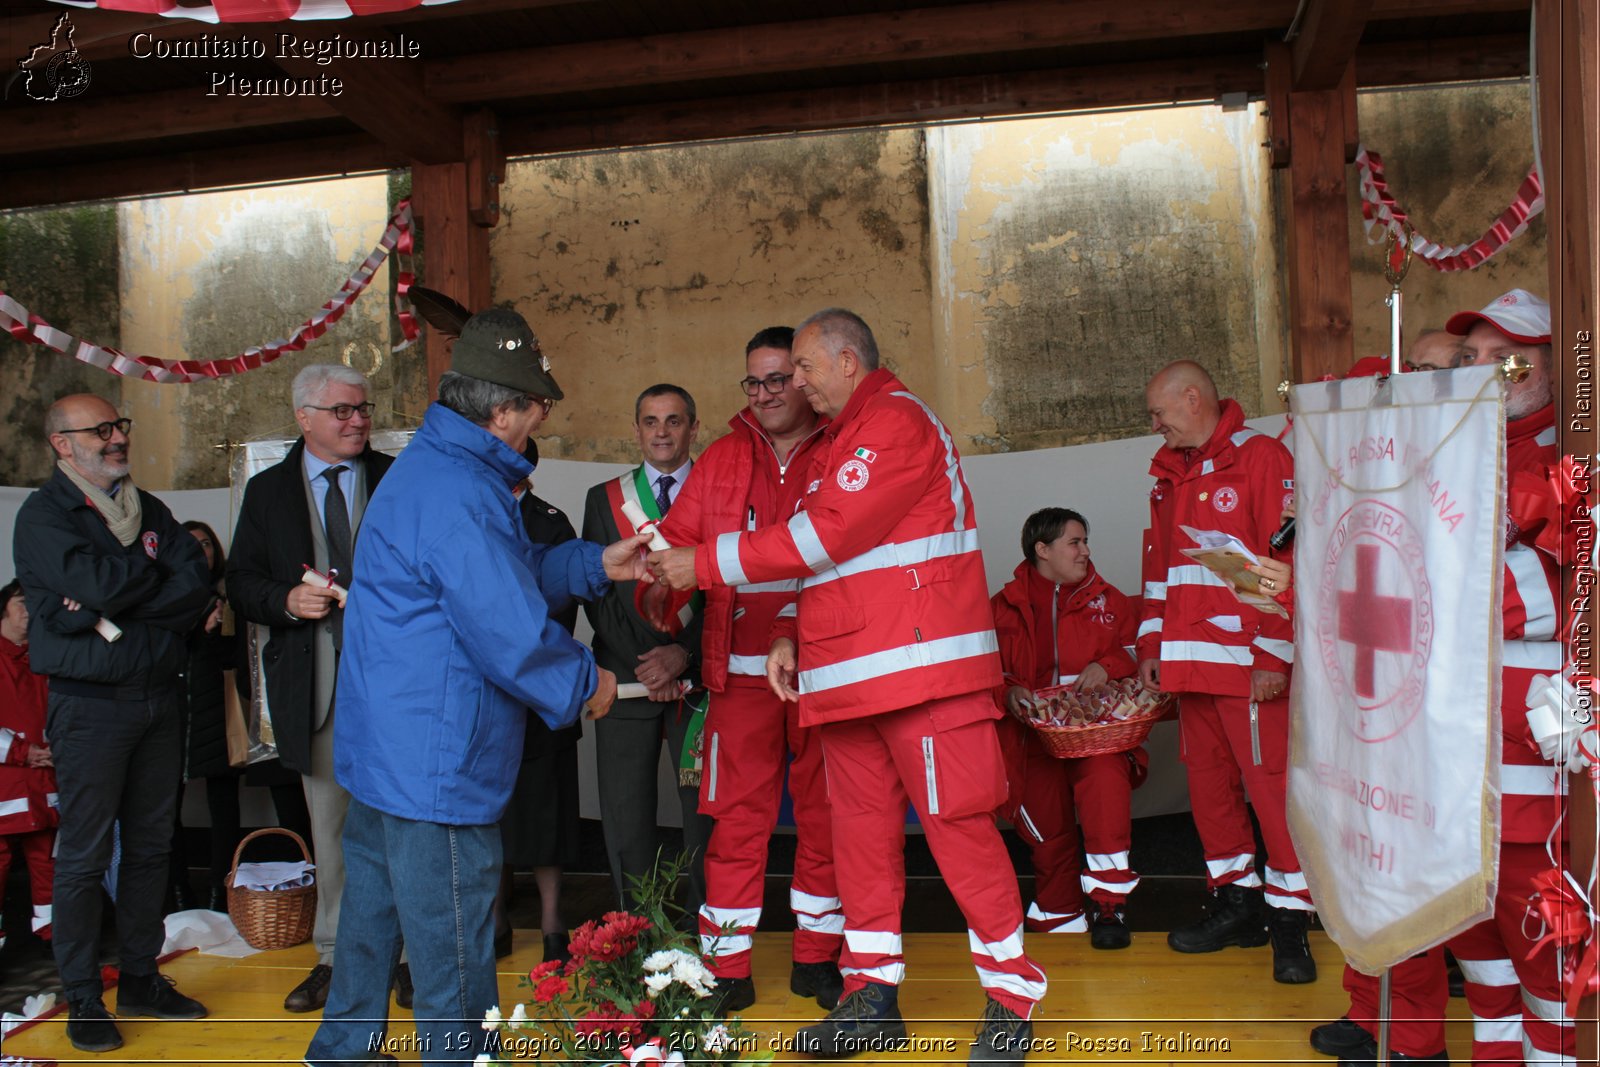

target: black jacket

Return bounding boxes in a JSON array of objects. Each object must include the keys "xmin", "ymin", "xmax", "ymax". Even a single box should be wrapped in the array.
[
  {"xmin": 520, "ymin": 488, "xmax": 580, "ymax": 757},
  {"xmin": 226, "ymin": 438, "xmax": 393, "ymax": 774},
  {"xmin": 12, "ymin": 467, "xmax": 212, "ymax": 687}
]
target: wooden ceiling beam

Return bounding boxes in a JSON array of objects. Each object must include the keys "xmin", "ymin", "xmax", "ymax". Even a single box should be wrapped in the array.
[
  {"xmin": 0, "ymin": 87, "xmax": 335, "ymax": 156},
  {"xmin": 0, "ymin": 133, "xmax": 401, "ymax": 213},
  {"xmin": 425, "ymin": 0, "xmax": 1525, "ymax": 103},
  {"xmin": 1353, "ymin": 31, "xmax": 1529, "ymax": 84},
  {"xmin": 270, "ymin": 27, "xmax": 463, "ymax": 163},
  {"xmin": 1291, "ymin": 0, "xmax": 1376, "ymax": 90}
]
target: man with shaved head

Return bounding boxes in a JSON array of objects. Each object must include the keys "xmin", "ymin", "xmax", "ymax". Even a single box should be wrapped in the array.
[
  {"xmin": 1138, "ymin": 361, "xmax": 1314, "ymax": 985},
  {"xmin": 12, "ymin": 394, "xmax": 214, "ymax": 1052}
]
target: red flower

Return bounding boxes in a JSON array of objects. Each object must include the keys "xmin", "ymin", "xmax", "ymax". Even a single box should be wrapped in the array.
[
  {"xmin": 532, "ymin": 975, "xmax": 569, "ymax": 1004},
  {"xmin": 528, "ymin": 960, "xmax": 564, "ymax": 982},
  {"xmin": 631, "ymin": 998, "xmax": 657, "ymax": 1021}
]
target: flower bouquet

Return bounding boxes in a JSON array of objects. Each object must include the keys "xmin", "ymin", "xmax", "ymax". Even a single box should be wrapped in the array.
[{"xmin": 483, "ymin": 854, "xmax": 773, "ymax": 1065}]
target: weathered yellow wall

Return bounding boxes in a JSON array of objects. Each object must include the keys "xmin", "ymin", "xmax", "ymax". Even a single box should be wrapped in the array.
[
  {"xmin": 491, "ymin": 131, "xmax": 933, "ymax": 460},
  {"xmin": 927, "ymin": 106, "xmax": 1284, "ymax": 455},
  {"xmin": 1347, "ymin": 83, "xmax": 1544, "ymax": 353},
  {"xmin": 117, "ymin": 175, "xmax": 403, "ymax": 489}
]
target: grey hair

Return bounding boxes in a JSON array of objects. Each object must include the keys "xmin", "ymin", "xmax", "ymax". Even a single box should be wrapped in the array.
[
  {"xmin": 796, "ymin": 308, "xmax": 881, "ymax": 371},
  {"xmin": 436, "ymin": 370, "xmax": 534, "ymax": 426},
  {"xmin": 292, "ymin": 363, "xmax": 368, "ymax": 410}
]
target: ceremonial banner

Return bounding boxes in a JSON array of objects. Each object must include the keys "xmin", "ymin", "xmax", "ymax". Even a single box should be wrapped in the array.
[{"xmin": 1288, "ymin": 364, "xmax": 1504, "ymax": 974}]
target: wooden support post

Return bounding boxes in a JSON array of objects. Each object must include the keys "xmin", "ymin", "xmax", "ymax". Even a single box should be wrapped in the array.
[
  {"xmin": 1535, "ymin": 1, "xmax": 1597, "ymax": 1061},
  {"xmin": 1283, "ymin": 74, "xmax": 1356, "ymax": 383},
  {"xmin": 411, "ymin": 161, "xmax": 492, "ymax": 393}
]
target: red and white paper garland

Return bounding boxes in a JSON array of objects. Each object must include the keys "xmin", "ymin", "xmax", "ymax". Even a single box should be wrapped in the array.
[
  {"xmin": 47, "ymin": 0, "xmax": 461, "ymax": 23},
  {"xmin": 1, "ymin": 199, "xmax": 416, "ymax": 384},
  {"xmin": 1356, "ymin": 145, "xmax": 1544, "ymax": 272}
]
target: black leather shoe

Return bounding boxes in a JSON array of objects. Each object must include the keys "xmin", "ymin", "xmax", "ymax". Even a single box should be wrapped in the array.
[
  {"xmin": 117, "ymin": 972, "xmax": 208, "ymax": 1019},
  {"xmin": 1310, "ymin": 1017, "xmax": 1376, "ymax": 1058},
  {"xmin": 393, "ymin": 963, "xmax": 414, "ymax": 1010},
  {"xmin": 969, "ymin": 997, "xmax": 1032, "ymax": 1065},
  {"xmin": 794, "ymin": 982, "xmax": 907, "ymax": 1059},
  {"xmin": 707, "ymin": 975, "xmax": 756, "ymax": 1017},
  {"xmin": 542, "ymin": 932, "xmax": 571, "ymax": 964},
  {"xmin": 66, "ymin": 997, "xmax": 123, "ymax": 1053},
  {"xmin": 1339, "ymin": 1050, "xmax": 1449, "ymax": 1066},
  {"xmin": 284, "ymin": 963, "xmax": 333, "ymax": 1013},
  {"xmin": 790, "ymin": 959, "xmax": 844, "ymax": 1010},
  {"xmin": 494, "ymin": 928, "xmax": 513, "ymax": 960},
  {"xmin": 1268, "ymin": 907, "xmax": 1317, "ymax": 984},
  {"xmin": 1167, "ymin": 884, "xmax": 1269, "ymax": 953},
  {"xmin": 1089, "ymin": 902, "xmax": 1131, "ymax": 950}
]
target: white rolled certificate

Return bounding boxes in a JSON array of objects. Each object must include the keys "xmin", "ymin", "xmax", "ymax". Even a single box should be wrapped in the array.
[
  {"xmin": 616, "ymin": 680, "xmax": 690, "ymax": 700},
  {"xmin": 619, "ymin": 500, "xmax": 671, "ymax": 551},
  {"xmin": 301, "ymin": 567, "xmax": 348, "ymax": 606},
  {"xmin": 94, "ymin": 617, "xmax": 122, "ymax": 642}
]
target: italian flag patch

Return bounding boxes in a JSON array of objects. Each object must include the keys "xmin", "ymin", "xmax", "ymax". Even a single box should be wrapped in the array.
[{"xmin": 854, "ymin": 447, "xmax": 877, "ymax": 463}]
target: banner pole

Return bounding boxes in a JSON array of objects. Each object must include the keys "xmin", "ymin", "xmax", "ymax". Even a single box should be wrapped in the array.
[
  {"xmin": 1377, "ymin": 968, "xmax": 1393, "ymax": 1067},
  {"xmin": 1382, "ymin": 223, "xmax": 1414, "ymax": 376}
]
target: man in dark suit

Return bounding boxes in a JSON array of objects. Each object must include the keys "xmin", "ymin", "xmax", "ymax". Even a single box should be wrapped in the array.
[
  {"xmin": 227, "ymin": 363, "xmax": 400, "ymax": 1012},
  {"xmin": 581, "ymin": 383, "xmax": 711, "ymax": 915}
]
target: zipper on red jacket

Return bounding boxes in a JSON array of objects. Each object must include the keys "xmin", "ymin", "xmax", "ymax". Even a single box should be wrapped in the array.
[
  {"xmin": 1051, "ymin": 583, "xmax": 1061, "ymax": 685},
  {"xmin": 740, "ymin": 410, "xmax": 827, "ymax": 487}
]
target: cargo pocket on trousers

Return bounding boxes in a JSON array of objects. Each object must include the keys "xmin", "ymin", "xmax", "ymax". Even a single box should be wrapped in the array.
[{"xmin": 919, "ymin": 719, "xmax": 1008, "ymax": 820}]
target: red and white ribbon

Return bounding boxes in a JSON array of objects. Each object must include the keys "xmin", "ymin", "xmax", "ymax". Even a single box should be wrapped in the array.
[
  {"xmin": 47, "ymin": 0, "xmax": 460, "ymax": 23},
  {"xmin": 1, "ymin": 199, "xmax": 416, "ymax": 384},
  {"xmin": 1355, "ymin": 145, "xmax": 1544, "ymax": 272}
]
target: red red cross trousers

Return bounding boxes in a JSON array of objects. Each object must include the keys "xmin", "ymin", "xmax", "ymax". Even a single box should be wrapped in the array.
[{"xmin": 1337, "ymin": 542, "xmax": 1415, "ymax": 699}]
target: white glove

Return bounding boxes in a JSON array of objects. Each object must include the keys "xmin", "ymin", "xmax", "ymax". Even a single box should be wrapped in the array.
[{"xmin": 1524, "ymin": 673, "xmax": 1594, "ymax": 774}]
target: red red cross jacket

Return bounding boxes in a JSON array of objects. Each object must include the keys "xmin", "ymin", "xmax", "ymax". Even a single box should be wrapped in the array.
[
  {"xmin": 1500, "ymin": 403, "xmax": 1566, "ymax": 843},
  {"xmin": 992, "ymin": 560, "xmax": 1138, "ymax": 693},
  {"xmin": 648, "ymin": 409, "xmax": 828, "ymax": 692},
  {"xmin": 694, "ymin": 369, "xmax": 1002, "ymax": 726},
  {"xmin": 1137, "ymin": 399, "xmax": 1295, "ymax": 696},
  {"xmin": 0, "ymin": 635, "xmax": 57, "ymax": 836}
]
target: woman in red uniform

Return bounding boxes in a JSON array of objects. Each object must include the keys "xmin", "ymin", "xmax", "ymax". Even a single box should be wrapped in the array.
[
  {"xmin": 992, "ymin": 508, "xmax": 1144, "ymax": 949},
  {"xmin": 0, "ymin": 578, "xmax": 57, "ymax": 952}
]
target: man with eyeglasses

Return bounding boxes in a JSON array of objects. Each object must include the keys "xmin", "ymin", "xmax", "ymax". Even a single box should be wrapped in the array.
[
  {"xmin": 640, "ymin": 326, "xmax": 843, "ymax": 1016},
  {"xmin": 11, "ymin": 393, "xmax": 214, "ymax": 1052},
  {"xmin": 580, "ymin": 383, "xmax": 711, "ymax": 919},
  {"xmin": 227, "ymin": 363, "xmax": 401, "ymax": 1013}
]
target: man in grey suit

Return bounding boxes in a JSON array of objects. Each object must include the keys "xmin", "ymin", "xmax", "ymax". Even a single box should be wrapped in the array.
[
  {"xmin": 227, "ymin": 363, "xmax": 406, "ymax": 1012},
  {"xmin": 581, "ymin": 383, "xmax": 711, "ymax": 916}
]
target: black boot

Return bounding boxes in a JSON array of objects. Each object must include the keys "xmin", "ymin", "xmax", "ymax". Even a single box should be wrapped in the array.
[
  {"xmin": 1088, "ymin": 901, "xmax": 1131, "ymax": 950},
  {"xmin": 794, "ymin": 982, "xmax": 907, "ymax": 1059},
  {"xmin": 1167, "ymin": 884, "xmax": 1268, "ymax": 953},
  {"xmin": 1310, "ymin": 1016, "xmax": 1376, "ymax": 1058},
  {"xmin": 790, "ymin": 959, "xmax": 845, "ymax": 1010},
  {"xmin": 66, "ymin": 997, "xmax": 123, "ymax": 1053},
  {"xmin": 1268, "ymin": 907, "xmax": 1317, "ymax": 984},
  {"xmin": 706, "ymin": 975, "xmax": 756, "ymax": 1017},
  {"xmin": 969, "ymin": 997, "xmax": 1033, "ymax": 1064}
]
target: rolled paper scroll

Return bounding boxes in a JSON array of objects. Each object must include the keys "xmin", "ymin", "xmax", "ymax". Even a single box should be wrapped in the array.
[
  {"xmin": 301, "ymin": 565, "xmax": 349, "ymax": 606},
  {"xmin": 94, "ymin": 617, "xmax": 122, "ymax": 642},
  {"xmin": 616, "ymin": 680, "xmax": 691, "ymax": 701},
  {"xmin": 619, "ymin": 499, "xmax": 671, "ymax": 551}
]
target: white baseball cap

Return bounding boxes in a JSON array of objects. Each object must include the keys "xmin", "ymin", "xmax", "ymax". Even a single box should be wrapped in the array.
[{"xmin": 1445, "ymin": 288, "xmax": 1551, "ymax": 344}]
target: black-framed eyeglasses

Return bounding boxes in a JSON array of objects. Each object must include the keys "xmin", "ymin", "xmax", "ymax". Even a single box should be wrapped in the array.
[
  {"xmin": 303, "ymin": 402, "xmax": 375, "ymax": 421},
  {"xmin": 57, "ymin": 418, "xmax": 132, "ymax": 441},
  {"xmin": 740, "ymin": 373, "xmax": 793, "ymax": 397},
  {"xmin": 535, "ymin": 396, "xmax": 556, "ymax": 416}
]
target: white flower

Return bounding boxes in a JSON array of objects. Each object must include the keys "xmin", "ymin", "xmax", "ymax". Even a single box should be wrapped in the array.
[
  {"xmin": 481, "ymin": 1005, "xmax": 502, "ymax": 1030},
  {"xmin": 643, "ymin": 948, "xmax": 695, "ymax": 973},
  {"xmin": 643, "ymin": 972, "xmax": 675, "ymax": 996},
  {"xmin": 507, "ymin": 1003, "xmax": 529, "ymax": 1030},
  {"xmin": 702, "ymin": 1024, "xmax": 732, "ymax": 1054},
  {"xmin": 671, "ymin": 956, "xmax": 713, "ymax": 995}
]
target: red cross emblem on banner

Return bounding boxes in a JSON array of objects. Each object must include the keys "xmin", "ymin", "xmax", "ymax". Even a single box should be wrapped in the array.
[
  {"xmin": 1337, "ymin": 543, "xmax": 1414, "ymax": 699},
  {"xmin": 1317, "ymin": 500, "xmax": 1433, "ymax": 743}
]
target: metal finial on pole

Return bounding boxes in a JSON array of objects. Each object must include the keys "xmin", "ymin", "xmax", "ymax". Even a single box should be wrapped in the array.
[{"xmin": 1382, "ymin": 222, "xmax": 1415, "ymax": 375}]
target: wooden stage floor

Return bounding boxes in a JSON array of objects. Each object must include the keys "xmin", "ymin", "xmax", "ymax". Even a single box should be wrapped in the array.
[{"xmin": 3, "ymin": 930, "xmax": 1472, "ymax": 1066}]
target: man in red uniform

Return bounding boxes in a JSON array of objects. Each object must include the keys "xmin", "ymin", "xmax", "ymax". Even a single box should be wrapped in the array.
[
  {"xmin": 1138, "ymin": 360, "xmax": 1315, "ymax": 984},
  {"xmin": 649, "ymin": 309, "xmax": 1046, "ymax": 1064},
  {"xmin": 645, "ymin": 326, "xmax": 843, "ymax": 1012},
  {"xmin": 991, "ymin": 508, "xmax": 1143, "ymax": 948},
  {"xmin": 1313, "ymin": 295, "xmax": 1573, "ymax": 1066},
  {"xmin": 0, "ymin": 579, "xmax": 56, "ymax": 954}
]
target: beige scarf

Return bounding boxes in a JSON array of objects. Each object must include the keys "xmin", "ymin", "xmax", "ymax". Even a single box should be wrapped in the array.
[{"xmin": 58, "ymin": 459, "xmax": 143, "ymax": 547}]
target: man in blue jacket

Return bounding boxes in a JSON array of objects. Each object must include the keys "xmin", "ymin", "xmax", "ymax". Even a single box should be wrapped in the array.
[{"xmin": 304, "ymin": 309, "xmax": 650, "ymax": 1066}]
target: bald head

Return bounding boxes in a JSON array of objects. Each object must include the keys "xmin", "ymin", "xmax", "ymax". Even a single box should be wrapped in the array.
[
  {"xmin": 1145, "ymin": 361, "xmax": 1221, "ymax": 450},
  {"xmin": 1405, "ymin": 330, "xmax": 1463, "ymax": 372},
  {"xmin": 46, "ymin": 393, "xmax": 131, "ymax": 490}
]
